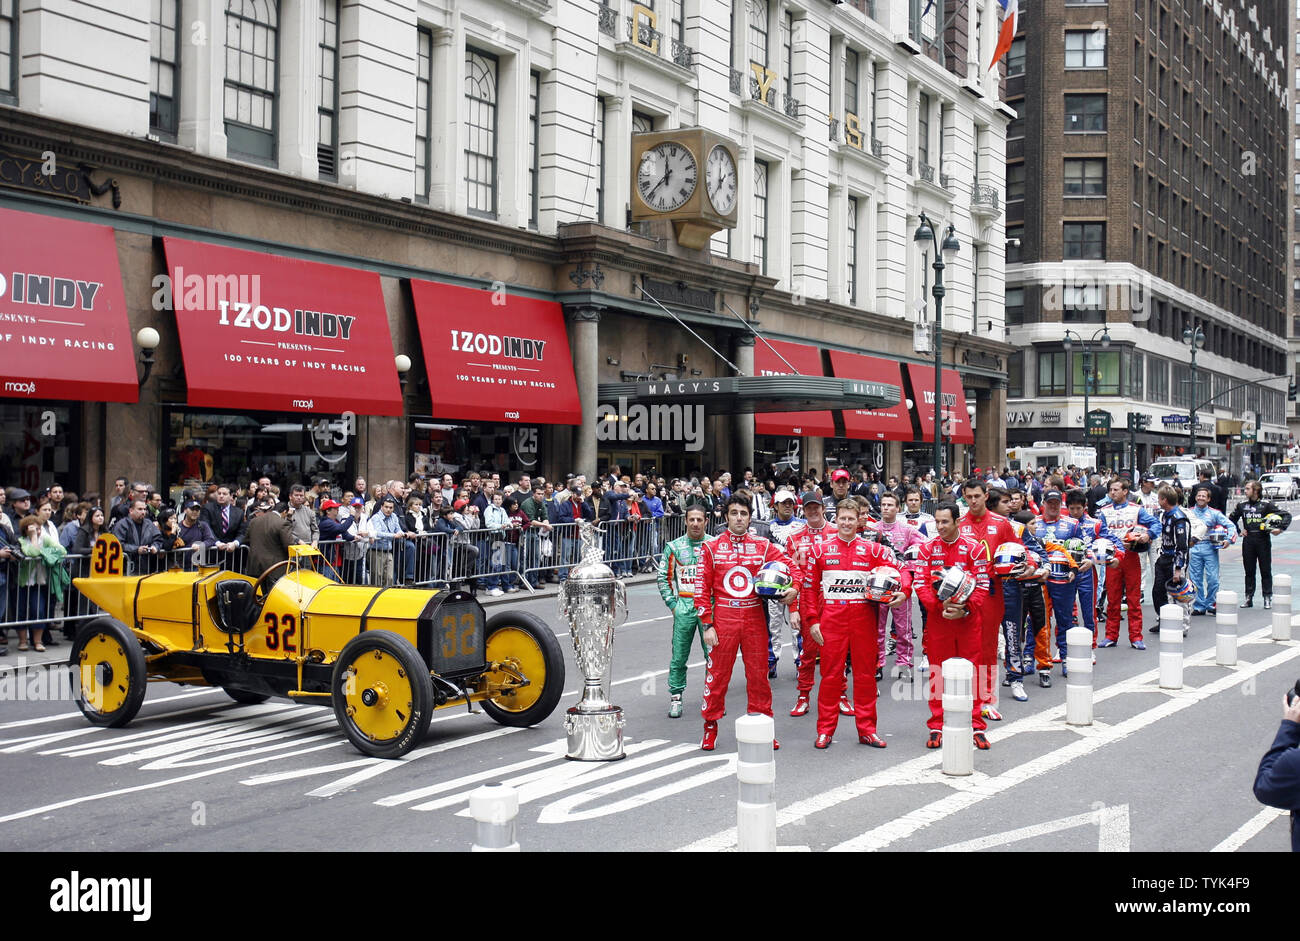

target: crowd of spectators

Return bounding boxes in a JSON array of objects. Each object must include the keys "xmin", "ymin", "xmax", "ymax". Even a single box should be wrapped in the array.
[{"xmin": 0, "ymin": 457, "xmax": 1269, "ymax": 655}]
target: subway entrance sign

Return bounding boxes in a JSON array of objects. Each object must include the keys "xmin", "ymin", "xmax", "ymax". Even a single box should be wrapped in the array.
[{"xmin": 1086, "ymin": 409, "xmax": 1111, "ymax": 439}]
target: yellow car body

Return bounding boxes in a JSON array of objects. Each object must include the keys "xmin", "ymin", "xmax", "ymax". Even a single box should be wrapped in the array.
[{"xmin": 70, "ymin": 535, "xmax": 565, "ymax": 758}]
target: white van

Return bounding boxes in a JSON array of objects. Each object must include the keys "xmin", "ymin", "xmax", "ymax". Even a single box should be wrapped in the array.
[{"xmin": 1146, "ymin": 459, "xmax": 1216, "ymax": 492}]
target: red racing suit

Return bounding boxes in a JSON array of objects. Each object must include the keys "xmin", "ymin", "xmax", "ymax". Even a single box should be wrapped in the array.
[
  {"xmin": 788, "ymin": 522, "xmax": 835, "ymax": 694},
  {"xmin": 694, "ymin": 529, "xmax": 791, "ymax": 722},
  {"xmin": 801, "ymin": 534, "xmax": 911, "ymax": 737},
  {"xmin": 914, "ymin": 534, "xmax": 990, "ymax": 732},
  {"xmin": 958, "ymin": 509, "xmax": 1021, "ymax": 708}
]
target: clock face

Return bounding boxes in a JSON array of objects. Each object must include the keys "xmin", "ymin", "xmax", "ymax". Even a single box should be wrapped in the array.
[
  {"xmin": 636, "ymin": 142, "xmax": 698, "ymax": 212},
  {"xmin": 705, "ymin": 145, "xmax": 738, "ymax": 215}
]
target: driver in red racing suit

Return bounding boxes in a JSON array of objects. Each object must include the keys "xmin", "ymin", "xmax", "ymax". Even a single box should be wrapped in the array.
[
  {"xmin": 694, "ymin": 494, "xmax": 797, "ymax": 751},
  {"xmin": 802, "ymin": 499, "xmax": 911, "ymax": 748},
  {"xmin": 915, "ymin": 501, "xmax": 992, "ymax": 749}
]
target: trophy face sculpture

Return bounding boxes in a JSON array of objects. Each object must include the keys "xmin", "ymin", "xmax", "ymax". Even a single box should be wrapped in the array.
[{"xmin": 558, "ymin": 520, "xmax": 628, "ymax": 760}]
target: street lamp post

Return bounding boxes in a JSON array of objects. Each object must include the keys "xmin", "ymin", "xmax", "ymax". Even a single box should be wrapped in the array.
[
  {"xmin": 1182, "ymin": 322, "xmax": 1205, "ymax": 457},
  {"xmin": 914, "ymin": 212, "xmax": 960, "ymax": 479},
  {"xmin": 1063, "ymin": 325, "xmax": 1111, "ymax": 461}
]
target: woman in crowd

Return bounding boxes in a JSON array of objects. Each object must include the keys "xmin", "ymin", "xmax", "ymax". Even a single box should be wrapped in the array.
[
  {"xmin": 500, "ymin": 494, "xmax": 530, "ymax": 591},
  {"xmin": 59, "ymin": 502, "xmax": 89, "ymax": 550},
  {"xmin": 14, "ymin": 513, "xmax": 68, "ymax": 653},
  {"xmin": 642, "ymin": 483, "xmax": 665, "ymax": 570}
]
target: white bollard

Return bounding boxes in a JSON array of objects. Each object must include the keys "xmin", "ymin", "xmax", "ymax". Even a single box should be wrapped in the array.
[
  {"xmin": 1065, "ymin": 627, "xmax": 1093, "ymax": 726},
  {"xmin": 1215, "ymin": 590, "xmax": 1238, "ymax": 666},
  {"xmin": 941, "ymin": 658, "xmax": 974, "ymax": 776},
  {"xmin": 735, "ymin": 713, "xmax": 776, "ymax": 853},
  {"xmin": 469, "ymin": 783, "xmax": 520, "ymax": 852},
  {"xmin": 1272, "ymin": 573, "xmax": 1292, "ymax": 642},
  {"xmin": 1159, "ymin": 604, "xmax": 1184, "ymax": 690}
]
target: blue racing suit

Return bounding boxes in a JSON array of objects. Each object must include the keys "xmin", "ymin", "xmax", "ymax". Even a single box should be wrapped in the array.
[
  {"xmin": 1188, "ymin": 504, "xmax": 1231, "ymax": 613},
  {"xmin": 1031, "ymin": 514, "xmax": 1086, "ymax": 659},
  {"xmin": 1002, "ymin": 517, "xmax": 1044, "ymax": 683},
  {"xmin": 1068, "ymin": 511, "xmax": 1114, "ymax": 641}
]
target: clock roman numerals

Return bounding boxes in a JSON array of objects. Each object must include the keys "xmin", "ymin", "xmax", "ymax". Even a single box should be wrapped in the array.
[{"xmin": 635, "ymin": 141, "xmax": 698, "ymax": 212}]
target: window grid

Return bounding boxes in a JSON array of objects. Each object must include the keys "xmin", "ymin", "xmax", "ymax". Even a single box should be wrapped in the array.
[
  {"xmin": 415, "ymin": 27, "xmax": 432, "ymax": 199},
  {"xmin": 1007, "ymin": 37, "xmax": 1025, "ymax": 76},
  {"xmin": 464, "ymin": 47, "xmax": 499, "ymax": 219},
  {"xmin": 1065, "ymin": 30, "xmax": 1106, "ymax": 68},
  {"xmin": 632, "ymin": 110, "xmax": 655, "ymax": 135},
  {"xmin": 917, "ymin": 91, "xmax": 930, "ymax": 166},
  {"xmin": 1064, "ymin": 158, "xmax": 1106, "ymax": 195},
  {"xmin": 150, "ymin": 0, "xmax": 180, "ymax": 135},
  {"xmin": 528, "ymin": 70, "xmax": 540, "ymax": 230},
  {"xmin": 748, "ymin": 0, "xmax": 769, "ymax": 68},
  {"xmin": 844, "ymin": 48, "xmax": 859, "ymax": 116},
  {"xmin": 754, "ymin": 159, "xmax": 769, "ymax": 275},
  {"xmin": 224, "ymin": 0, "xmax": 280, "ymax": 162},
  {"xmin": 595, "ymin": 97, "xmax": 605, "ymax": 221},
  {"xmin": 782, "ymin": 10, "xmax": 793, "ymax": 98},
  {"xmin": 846, "ymin": 194, "xmax": 858, "ymax": 304},
  {"xmin": 1064, "ymin": 93, "xmax": 1106, "ymax": 132},
  {"xmin": 0, "ymin": 0, "xmax": 14, "ymax": 102},
  {"xmin": 1064, "ymin": 222, "xmax": 1105, "ymax": 259},
  {"xmin": 1007, "ymin": 162, "xmax": 1025, "ymax": 201},
  {"xmin": 317, "ymin": 0, "xmax": 339, "ymax": 179},
  {"xmin": 1038, "ymin": 350, "xmax": 1067, "ymax": 396},
  {"xmin": 1005, "ymin": 287, "xmax": 1024, "ymax": 325}
]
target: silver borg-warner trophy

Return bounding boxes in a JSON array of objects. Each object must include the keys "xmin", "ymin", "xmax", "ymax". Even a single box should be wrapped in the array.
[{"xmin": 558, "ymin": 520, "xmax": 628, "ymax": 760}]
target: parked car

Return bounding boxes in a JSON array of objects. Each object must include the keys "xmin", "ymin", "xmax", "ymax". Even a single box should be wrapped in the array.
[
  {"xmin": 1259, "ymin": 473, "xmax": 1300, "ymax": 502},
  {"xmin": 1147, "ymin": 459, "xmax": 1216, "ymax": 493}
]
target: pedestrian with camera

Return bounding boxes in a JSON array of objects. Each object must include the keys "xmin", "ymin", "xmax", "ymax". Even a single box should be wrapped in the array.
[{"xmin": 1252, "ymin": 683, "xmax": 1300, "ymax": 851}]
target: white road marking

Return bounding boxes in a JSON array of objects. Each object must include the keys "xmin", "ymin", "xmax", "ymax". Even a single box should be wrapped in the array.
[
  {"xmin": 552, "ymin": 614, "xmax": 669, "ymax": 638},
  {"xmin": 240, "ymin": 757, "xmax": 378, "ymax": 786},
  {"xmin": 678, "ymin": 628, "xmax": 1294, "ymax": 852},
  {"xmin": 0, "ymin": 739, "xmax": 346, "ymax": 825},
  {"xmin": 374, "ymin": 740, "xmax": 568, "ymax": 807},
  {"xmin": 0, "ymin": 688, "xmax": 220, "ymax": 730},
  {"xmin": 536, "ymin": 752, "xmax": 735, "ymax": 824},
  {"xmin": 929, "ymin": 804, "xmax": 1130, "ymax": 852},
  {"xmin": 1211, "ymin": 807, "xmax": 1288, "ymax": 852},
  {"xmin": 304, "ymin": 726, "xmax": 524, "ymax": 798},
  {"xmin": 420, "ymin": 740, "xmax": 670, "ymax": 813}
]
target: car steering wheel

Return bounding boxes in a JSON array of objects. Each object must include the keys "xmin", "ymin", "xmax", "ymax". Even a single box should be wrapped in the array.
[{"xmin": 252, "ymin": 560, "xmax": 292, "ymax": 599}]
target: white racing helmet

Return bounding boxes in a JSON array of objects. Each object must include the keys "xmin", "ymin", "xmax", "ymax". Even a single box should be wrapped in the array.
[
  {"xmin": 933, "ymin": 566, "xmax": 977, "ymax": 604},
  {"xmin": 864, "ymin": 566, "xmax": 902, "ymax": 603}
]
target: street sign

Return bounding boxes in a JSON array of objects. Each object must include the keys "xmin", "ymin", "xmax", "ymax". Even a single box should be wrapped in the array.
[{"xmin": 1086, "ymin": 409, "xmax": 1111, "ymax": 438}]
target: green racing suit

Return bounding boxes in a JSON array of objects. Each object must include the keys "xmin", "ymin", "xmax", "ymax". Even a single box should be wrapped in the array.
[{"xmin": 658, "ymin": 534, "xmax": 709, "ymax": 696}]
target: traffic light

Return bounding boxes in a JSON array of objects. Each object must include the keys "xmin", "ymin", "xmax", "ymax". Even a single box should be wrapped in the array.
[
  {"xmin": 1289, "ymin": 380, "xmax": 1297, "ymax": 403},
  {"xmin": 1127, "ymin": 411, "xmax": 1139, "ymax": 431}
]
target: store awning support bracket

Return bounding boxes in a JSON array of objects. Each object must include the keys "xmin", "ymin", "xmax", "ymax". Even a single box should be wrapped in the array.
[
  {"xmin": 721, "ymin": 300, "xmax": 801, "ymax": 377},
  {"xmin": 638, "ymin": 284, "xmax": 739, "ymax": 374}
]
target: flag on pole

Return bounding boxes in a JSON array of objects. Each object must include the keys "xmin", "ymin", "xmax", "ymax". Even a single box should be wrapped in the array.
[{"xmin": 989, "ymin": 0, "xmax": 1019, "ymax": 72}]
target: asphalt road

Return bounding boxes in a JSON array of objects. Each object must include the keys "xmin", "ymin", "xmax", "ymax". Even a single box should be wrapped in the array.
[{"xmin": 2, "ymin": 537, "xmax": 1298, "ymax": 853}]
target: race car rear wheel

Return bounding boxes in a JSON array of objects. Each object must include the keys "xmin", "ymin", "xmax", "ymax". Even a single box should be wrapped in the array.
[
  {"xmin": 332, "ymin": 630, "xmax": 433, "ymax": 759},
  {"xmin": 480, "ymin": 612, "xmax": 566, "ymax": 727},
  {"xmin": 71, "ymin": 618, "xmax": 147, "ymax": 728}
]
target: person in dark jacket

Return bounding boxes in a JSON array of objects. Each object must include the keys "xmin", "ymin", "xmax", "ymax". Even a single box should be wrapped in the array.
[
  {"xmin": 246, "ymin": 502, "xmax": 293, "ymax": 586},
  {"xmin": 317, "ymin": 499, "xmax": 355, "ymax": 581},
  {"xmin": 175, "ymin": 501, "xmax": 216, "ymax": 568},
  {"xmin": 1189, "ymin": 469, "xmax": 1226, "ymax": 513},
  {"xmin": 548, "ymin": 480, "xmax": 595, "ymax": 581},
  {"xmin": 1253, "ymin": 691, "xmax": 1300, "ymax": 851},
  {"xmin": 110, "ymin": 500, "xmax": 164, "ymax": 573},
  {"xmin": 1229, "ymin": 480, "xmax": 1294, "ymax": 608}
]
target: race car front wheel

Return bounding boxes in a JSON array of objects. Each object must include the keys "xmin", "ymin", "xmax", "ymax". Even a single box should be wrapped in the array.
[
  {"xmin": 71, "ymin": 618, "xmax": 148, "ymax": 728},
  {"xmin": 480, "ymin": 611, "xmax": 566, "ymax": 728},
  {"xmin": 332, "ymin": 631, "xmax": 434, "ymax": 759}
]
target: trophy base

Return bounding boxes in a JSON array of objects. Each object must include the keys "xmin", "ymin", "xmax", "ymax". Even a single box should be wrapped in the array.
[{"xmin": 564, "ymin": 706, "xmax": 625, "ymax": 761}]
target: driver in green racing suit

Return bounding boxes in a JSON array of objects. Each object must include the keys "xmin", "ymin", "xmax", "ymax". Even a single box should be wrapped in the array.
[{"xmin": 658, "ymin": 505, "xmax": 711, "ymax": 718}]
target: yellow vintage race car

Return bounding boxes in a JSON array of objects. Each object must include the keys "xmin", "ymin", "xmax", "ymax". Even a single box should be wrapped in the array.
[{"xmin": 70, "ymin": 535, "xmax": 565, "ymax": 758}]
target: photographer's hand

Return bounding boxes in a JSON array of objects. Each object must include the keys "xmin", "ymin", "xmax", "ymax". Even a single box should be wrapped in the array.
[{"xmin": 1285, "ymin": 692, "xmax": 1300, "ymax": 725}]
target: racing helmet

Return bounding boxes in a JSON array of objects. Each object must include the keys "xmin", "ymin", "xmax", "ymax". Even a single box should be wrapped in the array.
[
  {"xmin": 1045, "ymin": 549, "xmax": 1074, "ymax": 584},
  {"xmin": 1122, "ymin": 525, "xmax": 1149, "ymax": 546},
  {"xmin": 1188, "ymin": 516, "xmax": 1208, "ymax": 545},
  {"xmin": 992, "ymin": 542, "xmax": 1027, "ymax": 577},
  {"xmin": 754, "ymin": 560, "xmax": 793, "ymax": 597},
  {"xmin": 1064, "ymin": 537, "xmax": 1087, "ymax": 564},
  {"xmin": 1089, "ymin": 538, "xmax": 1118, "ymax": 567},
  {"xmin": 1264, "ymin": 513, "xmax": 1286, "ymax": 532},
  {"xmin": 933, "ymin": 566, "xmax": 977, "ymax": 604},
  {"xmin": 1166, "ymin": 574, "xmax": 1197, "ymax": 605},
  {"xmin": 1013, "ymin": 549, "xmax": 1041, "ymax": 581},
  {"xmin": 864, "ymin": 566, "xmax": 902, "ymax": 603},
  {"xmin": 901, "ymin": 542, "xmax": 922, "ymax": 566},
  {"xmin": 1208, "ymin": 523, "xmax": 1235, "ymax": 548}
]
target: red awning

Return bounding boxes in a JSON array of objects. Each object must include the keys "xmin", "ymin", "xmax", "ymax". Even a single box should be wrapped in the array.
[
  {"xmin": 0, "ymin": 208, "xmax": 138, "ymax": 403},
  {"xmin": 753, "ymin": 339, "xmax": 836, "ymax": 438},
  {"xmin": 905, "ymin": 364, "xmax": 975, "ymax": 445},
  {"xmin": 162, "ymin": 238, "xmax": 403, "ymax": 416},
  {"xmin": 828, "ymin": 351, "xmax": 913, "ymax": 441},
  {"xmin": 409, "ymin": 279, "xmax": 581, "ymax": 425}
]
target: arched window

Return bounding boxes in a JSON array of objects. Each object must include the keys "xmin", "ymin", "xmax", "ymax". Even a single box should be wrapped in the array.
[
  {"xmin": 464, "ymin": 48, "xmax": 498, "ymax": 218},
  {"xmin": 224, "ymin": 0, "xmax": 279, "ymax": 162}
]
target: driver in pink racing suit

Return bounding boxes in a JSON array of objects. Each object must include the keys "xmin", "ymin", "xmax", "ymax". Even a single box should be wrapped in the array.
[{"xmin": 872, "ymin": 491, "xmax": 926, "ymax": 680}]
